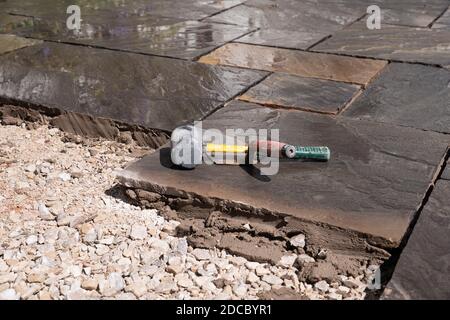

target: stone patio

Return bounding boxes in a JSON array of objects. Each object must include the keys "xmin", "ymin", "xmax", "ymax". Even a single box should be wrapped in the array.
[{"xmin": 1, "ymin": 0, "xmax": 450, "ymax": 299}]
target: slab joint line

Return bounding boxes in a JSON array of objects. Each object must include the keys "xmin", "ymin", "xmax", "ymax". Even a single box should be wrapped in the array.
[
  {"xmin": 428, "ymin": 4, "xmax": 450, "ymax": 28},
  {"xmin": 379, "ymin": 146, "xmax": 450, "ymax": 295},
  {"xmin": 193, "ymin": 27, "xmax": 260, "ymax": 61},
  {"xmin": 199, "ymin": 3, "xmax": 246, "ymax": 22},
  {"xmin": 199, "ymin": 71, "xmax": 274, "ymax": 121}
]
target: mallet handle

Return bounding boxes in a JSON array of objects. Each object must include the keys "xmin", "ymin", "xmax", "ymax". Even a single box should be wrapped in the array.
[{"xmin": 283, "ymin": 145, "xmax": 330, "ymax": 161}]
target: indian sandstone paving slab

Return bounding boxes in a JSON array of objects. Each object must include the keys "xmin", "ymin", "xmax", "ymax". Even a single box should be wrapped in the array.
[
  {"xmin": 442, "ymin": 160, "xmax": 450, "ymax": 180},
  {"xmin": 3, "ymin": 0, "xmax": 447, "ymax": 27},
  {"xmin": 118, "ymin": 100, "xmax": 450, "ymax": 246},
  {"xmin": 206, "ymin": 0, "xmax": 449, "ymax": 48},
  {"xmin": 371, "ymin": 0, "xmax": 450, "ymax": 27},
  {"xmin": 313, "ymin": 21, "xmax": 450, "ymax": 66},
  {"xmin": 432, "ymin": 8, "xmax": 450, "ymax": 28},
  {"xmin": 382, "ymin": 180, "xmax": 450, "ymax": 299},
  {"xmin": 343, "ymin": 63, "xmax": 450, "ymax": 134},
  {"xmin": 235, "ymin": 29, "xmax": 329, "ymax": 51},
  {"xmin": 238, "ymin": 73, "xmax": 361, "ymax": 114},
  {"xmin": 0, "ymin": 14, "xmax": 34, "ymax": 33},
  {"xmin": 0, "ymin": 42, "xmax": 266, "ymax": 131},
  {"xmin": 206, "ymin": 0, "xmax": 362, "ymax": 49},
  {"xmin": 207, "ymin": 0, "xmax": 363, "ymax": 30},
  {"xmin": 131, "ymin": 0, "xmax": 245, "ymax": 20},
  {"xmin": 334, "ymin": 0, "xmax": 450, "ymax": 28},
  {"xmin": 0, "ymin": 34, "xmax": 41, "ymax": 55},
  {"xmin": 198, "ymin": 43, "xmax": 387, "ymax": 85},
  {"xmin": 0, "ymin": 0, "xmax": 246, "ymax": 21},
  {"xmin": 2, "ymin": 14, "xmax": 253, "ymax": 60}
]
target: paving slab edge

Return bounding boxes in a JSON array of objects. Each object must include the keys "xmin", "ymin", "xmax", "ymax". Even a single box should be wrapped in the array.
[
  {"xmin": 116, "ymin": 166, "xmax": 393, "ymax": 261},
  {"xmin": 0, "ymin": 103, "xmax": 170, "ymax": 149}
]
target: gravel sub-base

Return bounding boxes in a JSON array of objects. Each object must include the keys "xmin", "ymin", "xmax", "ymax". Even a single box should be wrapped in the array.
[{"xmin": 0, "ymin": 123, "xmax": 373, "ymax": 300}]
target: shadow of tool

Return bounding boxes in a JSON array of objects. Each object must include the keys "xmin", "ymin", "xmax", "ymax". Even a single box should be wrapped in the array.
[
  {"xmin": 239, "ymin": 164, "xmax": 271, "ymax": 182},
  {"xmin": 159, "ymin": 147, "xmax": 174, "ymax": 169},
  {"xmin": 159, "ymin": 146, "xmax": 271, "ymax": 182},
  {"xmin": 159, "ymin": 147, "xmax": 195, "ymax": 171}
]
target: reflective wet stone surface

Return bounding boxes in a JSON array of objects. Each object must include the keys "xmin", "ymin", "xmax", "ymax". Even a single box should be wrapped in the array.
[
  {"xmin": 239, "ymin": 73, "xmax": 361, "ymax": 114},
  {"xmin": 118, "ymin": 100, "xmax": 450, "ymax": 246},
  {"xmin": 0, "ymin": 34, "xmax": 41, "ymax": 55},
  {"xmin": 206, "ymin": 0, "xmax": 361, "ymax": 49},
  {"xmin": 382, "ymin": 179, "xmax": 450, "ymax": 299},
  {"xmin": 207, "ymin": 0, "xmax": 360, "ymax": 30},
  {"xmin": 236, "ymin": 28, "xmax": 328, "ymax": 51},
  {"xmin": 130, "ymin": 0, "xmax": 245, "ymax": 20},
  {"xmin": 313, "ymin": 21, "xmax": 450, "ymax": 66},
  {"xmin": 2, "ymin": 14, "xmax": 253, "ymax": 60},
  {"xmin": 199, "ymin": 43, "xmax": 387, "ymax": 85},
  {"xmin": 3, "ymin": 0, "xmax": 447, "ymax": 28},
  {"xmin": 206, "ymin": 0, "xmax": 449, "ymax": 49},
  {"xmin": 0, "ymin": 0, "xmax": 245, "ymax": 20},
  {"xmin": 0, "ymin": 42, "xmax": 266, "ymax": 131},
  {"xmin": 343, "ymin": 63, "xmax": 450, "ymax": 134}
]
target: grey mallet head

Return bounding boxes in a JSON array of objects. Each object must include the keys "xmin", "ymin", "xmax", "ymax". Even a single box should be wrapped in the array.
[{"xmin": 170, "ymin": 125, "xmax": 203, "ymax": 169}]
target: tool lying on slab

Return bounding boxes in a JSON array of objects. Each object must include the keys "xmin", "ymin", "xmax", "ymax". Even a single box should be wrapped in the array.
[{"xmin": 170, "ymin": 125, "xmax": 330, "ymax": 169}]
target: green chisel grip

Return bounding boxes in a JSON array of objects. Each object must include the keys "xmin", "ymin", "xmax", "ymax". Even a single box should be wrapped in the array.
[{"xmin": 282, "ymin": 145, "xmax": 330, "ymax": 161}]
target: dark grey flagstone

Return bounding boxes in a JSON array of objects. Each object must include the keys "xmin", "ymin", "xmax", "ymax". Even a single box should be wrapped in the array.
[{"xmin": 0, "ymin": 42, "xmax": 266, "ymax": 131}]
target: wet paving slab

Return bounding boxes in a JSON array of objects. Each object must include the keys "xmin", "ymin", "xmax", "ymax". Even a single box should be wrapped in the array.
[
  {"xmin": 0, "ymin": 13, "xmax": 253, "ymax": 60},
  {"xmin": 442, "ymin": 160, "xmax": 450, "ymax": 180},
  {"xmin": 0, "ymin": 0, "xmax": 245, "ymax": 21},
  {"xmin": 205, "ymin": 0, "xmax": 362, "ymax": 49},
  {"xmin": 343, "ymin": 63, "xmax": 450, "ymax": 134},
  {"xmin": 432, "ymin": 8, "xmax": 450, "ymax": 28},
  {"xmin": 236, "ymin": 28, "xmax": 329, "ymax": 51},
  {"xmin": 239, "ymin": 73, "xmax": 361, "ymax": 114},
  {"xmin": 5, "ymin": 0, "xmax": 446, "ymax": 28},
  {"xmin": 313, "ymin": 21, "xmax": 450, "ymax": 66},
  {"xmin": 0, "ymin": 34, "xmax": 41, "ymax": 55},
  {"xmin": 373, "ymin": 0, "xmax": 450, "ymax": 27},
  {"xmin": 0, "ymin": 42, "xmax": 266, "ymax": 131},
  {"xmin": 118, "ymin": 100, "xmax": 450, "ymax": 247},
  {"xmin": 206, "ymin": 0, "xmax": 362, "ymax": 30},
  {"xmin": 382, "ymin": 179, "xmax": 450, "ymax": 299},
  {"xmin": 127, "ymin": 0, "xmax": 245, "ymax": 20},
  {"xmin": 0, "ymin": 13, "xmax": 34, "ymax": 33},
  {"xmin": 198, "ymin": 43, "xmax": 387, "ymax": 85},
  {"xmin": 205, "ymin": 0, "xmax": 449, "ymax": 49}
]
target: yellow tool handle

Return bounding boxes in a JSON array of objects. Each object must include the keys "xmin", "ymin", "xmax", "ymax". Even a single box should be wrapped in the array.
[{"xmin": 206, "ymin": 143, "xmax": 248, "ymax": 153}]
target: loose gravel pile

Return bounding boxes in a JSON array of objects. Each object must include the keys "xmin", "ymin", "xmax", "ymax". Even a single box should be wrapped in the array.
[{"xmin": 0, "ymin": 123, "xmax": 375, "ymax": 300}]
